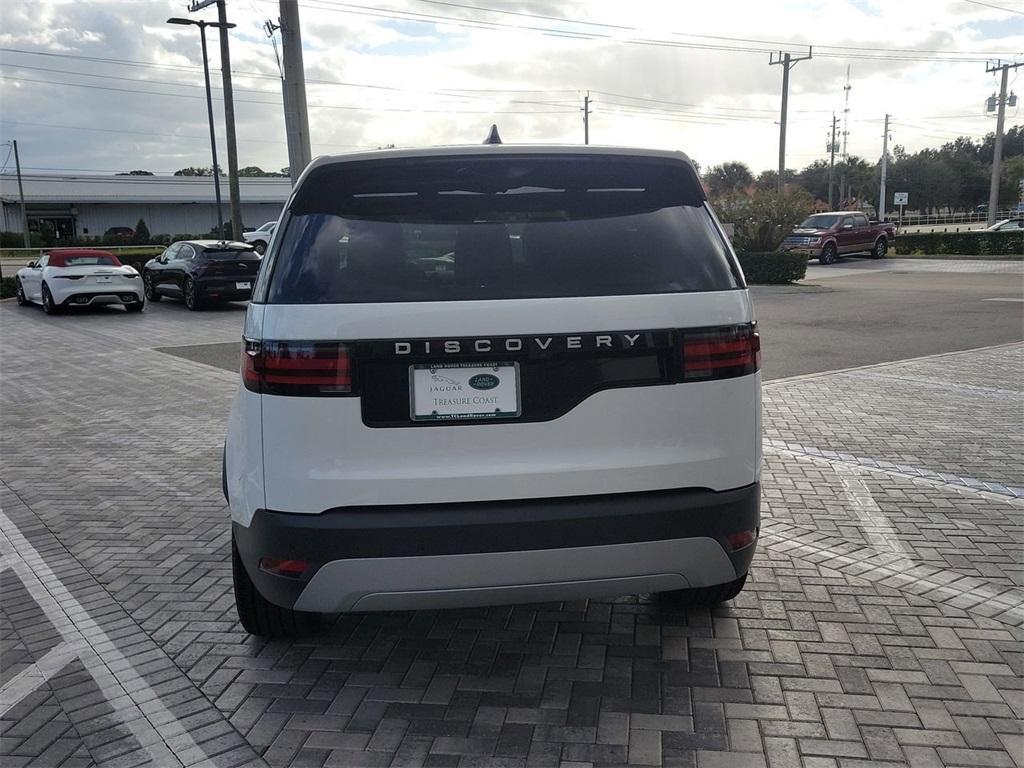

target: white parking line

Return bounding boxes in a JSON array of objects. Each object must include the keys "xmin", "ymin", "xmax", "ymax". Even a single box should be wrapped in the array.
[
  {"xmin": 831, "ymin": 464, "xmax": 912, "ymax": 559},
  {"xmin": 982, "ymin": 297, "xmax": 1024, "ymax": 302},
  {"xmin": 0, "ymin": 640, "xmax": 81, "ymax": 718},
  {"xmin": 0, "ymin": 509, "xmax": 217, "ymax": 768}
]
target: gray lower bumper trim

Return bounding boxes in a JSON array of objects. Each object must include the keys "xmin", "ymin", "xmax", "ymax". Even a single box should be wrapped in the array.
[{"xmin": 293, "ymin": 536, "xmax": 738, "ymax": 613}]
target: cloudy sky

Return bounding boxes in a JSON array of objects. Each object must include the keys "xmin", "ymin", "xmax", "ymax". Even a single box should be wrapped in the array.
[{"xmin": 0, "ymin": 0, "xmax": 1022, "ymax": 178}]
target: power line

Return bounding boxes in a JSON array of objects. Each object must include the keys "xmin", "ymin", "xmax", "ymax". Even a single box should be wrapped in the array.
[
  {"xmin": 0, "ymin": 74, "xmax": 579, "ymax": 115},
  {"xmin": 293, "ymin": 0, "xmax": 1018, "ymax": 62},
  {"xmin": 961, "ymin": 0, "xmax": 1024, "ymax": 14},
  {"xmin": 411, "ymin": 0, "xmax": 1023, "ymax": 56},
  {"xmin": 0, "ymin": 119, "xmax": 368, "ymax": 149}
]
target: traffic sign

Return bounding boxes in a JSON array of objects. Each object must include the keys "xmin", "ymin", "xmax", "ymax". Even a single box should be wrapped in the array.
[{"xmin": 893, "ymin": 192, "xmax": 909, "ymax": 206}]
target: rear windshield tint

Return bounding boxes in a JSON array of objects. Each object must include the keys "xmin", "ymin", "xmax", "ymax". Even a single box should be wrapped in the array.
[
  {"xmin": 264, "ymin": 155, "xmax": 738, "ymax": 304},
  {"xmin": 202, "ymin": 248, "xmax": 259, "ymax": 261}
]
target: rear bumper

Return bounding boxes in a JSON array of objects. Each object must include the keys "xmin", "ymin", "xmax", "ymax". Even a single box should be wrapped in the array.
[
  {"xmin": 234, "ymin": 482, "xmax": 759, "ymax": 612},
  {"xmin": 196, "ymin": 277, "xmax": 253, "ymax": 301},
  {"xmin": 57, "ymin": 288, "xmax": 144, "ymax": 306}
]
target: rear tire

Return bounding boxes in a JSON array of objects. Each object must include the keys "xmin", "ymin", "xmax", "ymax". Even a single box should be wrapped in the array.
[
  {"xmin": 144, "ymin": 271, "xmax": 160, "ymax": 301},
  {"xmin": 183, "ymin": 277, "xmax": 202, "ymax": 311},
  {"xmin": 872, "ymin": 237, "xmax": 887, "ymax": 259},
  {"xmin": 232, "ymin": 537, "xmax": 320, "ymax": 637},
  {"xmin": 254, "ymin": 240, "xmax": 267, "ymax": 255},
  {"xmin": 125, "ymin": 301, "xmax": 144, "ymax": 313},
  {"xmin": 819, "ymin": 243, "xmax": 838, "ymax": 265},
  {"xmin": 41, "ymin": 284, "xmax": 61, "ymax": 315},
  {"xmin": 657, "ymin": 573, "xmax": 747, "ymax": 607}
]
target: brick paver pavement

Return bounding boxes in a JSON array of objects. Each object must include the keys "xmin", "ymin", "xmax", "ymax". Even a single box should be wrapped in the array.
[{"xmin": 0, "ymin": 300, "xmax": 1020, "ymax": 768}]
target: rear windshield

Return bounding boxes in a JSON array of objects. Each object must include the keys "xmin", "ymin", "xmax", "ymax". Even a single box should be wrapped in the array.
[
  {"xmin": 264, "ymin": 155, "xmax": 738, "ymax": 304},
  {"xmin": 201, "ymin": 248, "xmax": 259, "ymax": 261}
]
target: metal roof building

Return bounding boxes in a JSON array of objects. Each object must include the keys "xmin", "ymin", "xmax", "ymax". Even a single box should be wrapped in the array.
[{"xmin": 0, "ymin": 173, "xmax": 291, "ymax": 240}]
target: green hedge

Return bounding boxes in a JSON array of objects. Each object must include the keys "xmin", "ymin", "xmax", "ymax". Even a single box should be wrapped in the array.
[
  {"xmin": 1, "ymin": 277, "xmax": 15, "ymax": 299},
  {"xmin": 894, "ymin": 230, "xmax": 1024, "ymax": 256},
  {"xmin": 738, "ymin": 251, "xmax": 808, "ymax": 284}
]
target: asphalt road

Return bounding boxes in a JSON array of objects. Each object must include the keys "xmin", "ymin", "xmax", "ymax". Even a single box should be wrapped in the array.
[
  {"xmin": 153, "ymin": 259, "xmax": 1024, "ymax": 381},
  {"xmin": 753, "ymin": 263, "xmax": 1023, "ymax": 379}
]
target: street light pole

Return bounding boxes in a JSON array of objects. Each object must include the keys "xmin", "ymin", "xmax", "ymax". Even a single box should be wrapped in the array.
[{"xmin": 167, "ymin": 17, "xmax": 235, "ymax": 239}]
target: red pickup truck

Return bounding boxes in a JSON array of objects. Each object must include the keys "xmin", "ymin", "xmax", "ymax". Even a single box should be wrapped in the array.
[{"xmin": 779, "ymin": 212, "xmax": 896, "ymax": 264}]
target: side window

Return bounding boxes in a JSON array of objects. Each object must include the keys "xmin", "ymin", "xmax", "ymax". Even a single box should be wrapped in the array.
[
  {"xmin": 163, "ymin": 244, "xmax": 180, "ymax": 261},
  {"xmin": 854, "ymin": 214, "xmax": 869, "ymax": 228},
  {"xmin": 179, "ymin": 245, "xmax": 196, "ymax": 260},
  {"xmin": 37, "ymin": 254, "xmax": 49, "ymax": 267}
]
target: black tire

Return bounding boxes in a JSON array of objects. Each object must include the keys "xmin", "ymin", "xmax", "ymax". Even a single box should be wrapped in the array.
[
  {"xmin": 125, "ymin": 301, "xmax": 144, "ymax": 313},
  {"xmin": 232, "ymin": 538, "xmax": 320, "ymax": 637},
  {"xmin": 183, "ymin": 277, "xmax": 202, "ymax": 311},
  {"xmin": 144, "ymin": 271, "xmax": 160, "ymax": 301},
  {"xmin": 253, "ymin": 240, "xmax": 267, "ymax": 255},
  {"xmin": 41, "ymin": 284, "xmax": 61, "ymax": 315},
  {"xmin": 871, "ymin": 237, "xmax": 887, "ymax": 259},
  {"xmin": 15, "ymin": 278, "xmax": 28, "ymax": 306},
  {"xmin": 657, "ymin": 573, "xmax": 747, "ymax": 607},
  {"xmin": 819, "ymin": 243, "xmax": 838, "ymax": 265}
]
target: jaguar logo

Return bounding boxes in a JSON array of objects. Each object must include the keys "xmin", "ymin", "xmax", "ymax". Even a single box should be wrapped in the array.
[{"xmin": 468, "ymin": 374, "xmax": 499, "ymax": 390}]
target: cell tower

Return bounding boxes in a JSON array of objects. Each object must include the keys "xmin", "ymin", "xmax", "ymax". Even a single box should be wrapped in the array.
[{"xmin": 840, "ymin": 66, "xmax": 852, "ymax": 205}]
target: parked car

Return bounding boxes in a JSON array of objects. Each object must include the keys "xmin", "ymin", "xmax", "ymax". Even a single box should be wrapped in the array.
[
  {"xmin": 104, "ymin": 226, "xmax": 135, "ymax": 241},
  {"xmin": 779, "ymin": 212, "xmax": 896, "ymax": 264},
  {"xmin": 242, "ymin": 221, "xmax": 276, "ymax": 255},
  {"xmin": 225, "ymin": 145, "xmax": 762, "ymax": 636},
  {"xmin": 143, "ymin": 240, "xmax": 260, "ymax": 310},
  {"xmin": 985, "ymin": 218, "xmax": 1023, "ymax": 231},
  {"xmin": 15, "ymin": 248, "xmax": 144, "ymax": 314}
]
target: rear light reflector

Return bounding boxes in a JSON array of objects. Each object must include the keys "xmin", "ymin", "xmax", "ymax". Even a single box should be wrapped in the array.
[
  {"xmin": 725, "ymin": 529, "xmax": 758, "ymax": 551},
  {"xmin": 242, "ymin": 338, "xmax": 352, "ymax": 396},
  {"xmin": 682, "ymin": 325, "xmax": 760, "ymax": 381},
  {"xmin": 259, "ymin": 557, "xmax": 308, "ymax": 578}
]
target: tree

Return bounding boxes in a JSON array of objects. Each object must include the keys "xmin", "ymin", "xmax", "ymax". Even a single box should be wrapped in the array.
[
  {"xmin": 712, "ymin": 188, "xmax": 814, "ymax": 251},
  {"xmin": 794, "ymin": 159, "xmax": 831, "ymax": 203},
  {"xmin": 237, "ymin": 166, "xmax": 287, "ymax": 177},
  {"xmin": 174, "ymin": 167, "xmax": 212, "ymax": 177},
  {"xmin": 754, "ymin": 169, "xmax": 797, "ymax": 193},
  {"xmin": 116, "ymin": 170, "xmax": 154, "ymax": 176},
  {"xmin": 703, "ymin": 162, "xmax": 754, "ymax": 197},
  {"xmin": 131, "ymin": 218, "xmax": 151, "ymax": 245}
]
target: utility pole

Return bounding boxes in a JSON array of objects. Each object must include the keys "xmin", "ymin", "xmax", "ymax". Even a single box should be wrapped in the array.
[
  {"xmin": 840, "ymin": 66, "xmax": 851, "ymax": 205},
  {"xmin": 985, "ymin": 60, "xmax": 1022, "ymax": 226},
  {"xmin": 878, "ymin": 113, "xmax": 890, "ymax": 222},
  {"xmin": 827, "ymin": 114, "xmax": 838, "ymax": 209},
  {"xmin": 769, "ymin": 47, "xmax": 813, "ymax": 193},
  {"xmin": 188, "ymin": 0, "xmax": 241, "ymax": 237},
  {"xmin": 12, "ymin": 140, "xmax": 29, "ymax": 248},
  {"xmin": 280, "ymin": 0, "xmax": 312, "ymax": 184},
  {"xmin": 582, "ymin": 91, "xmax": 591, "ymax": 145}
]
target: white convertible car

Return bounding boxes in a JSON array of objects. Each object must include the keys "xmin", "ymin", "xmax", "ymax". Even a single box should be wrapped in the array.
[{"xmin": 15, "ymin": 249, "xmax": 145, "ymax": 314}]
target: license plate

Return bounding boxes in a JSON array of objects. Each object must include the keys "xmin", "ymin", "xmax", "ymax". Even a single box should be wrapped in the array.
[
  {"xmin": 235, "ymin": 281, "xmax": 251, "ymax": 290},
  {"xmin": 410, "ymin": 362, "xmax": 520, "ymax": 422},
  {"xmin": 94, "ymin": 276, "xmax": 112, "ymax": 283}
]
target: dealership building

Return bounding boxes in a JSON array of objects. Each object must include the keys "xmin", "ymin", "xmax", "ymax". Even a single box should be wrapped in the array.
[{"xmin": 0, "ymin": 173, "xmax": 291, "ymax": 240}]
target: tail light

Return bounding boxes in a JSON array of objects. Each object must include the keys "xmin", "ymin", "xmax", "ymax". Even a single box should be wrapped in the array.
[
  {"xmin": 242, "ymin": 338, "xmax": 352, "ymax": 396},
  {"xmin": 682, "ymin": 324, "xmax": 760, "ymax": 381}
]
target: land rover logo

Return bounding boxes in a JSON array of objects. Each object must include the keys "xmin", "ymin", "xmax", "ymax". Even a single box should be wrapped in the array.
[{"xmin": 469, "ymin": 374, "xmax": 499, "ymax": 390}]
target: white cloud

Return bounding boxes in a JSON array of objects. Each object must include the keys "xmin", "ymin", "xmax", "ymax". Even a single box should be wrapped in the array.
[{"xmin": 0, "ymin": 0, "xmax": 1020, "ymax": 177}]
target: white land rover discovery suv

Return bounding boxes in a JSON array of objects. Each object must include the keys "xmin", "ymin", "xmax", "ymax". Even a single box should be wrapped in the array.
[{"xmin": 225, "ymin": 145, "xmax": 761, "ymax": 637}]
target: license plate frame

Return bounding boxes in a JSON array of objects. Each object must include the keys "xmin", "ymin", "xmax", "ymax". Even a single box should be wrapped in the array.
[
  {"xmin": 235, "ymin": 281, "xmax": 251, "ymax": 290},
  {"xmin": 409, "ymin": 361, "xmax": 521, "ymax": 422}
]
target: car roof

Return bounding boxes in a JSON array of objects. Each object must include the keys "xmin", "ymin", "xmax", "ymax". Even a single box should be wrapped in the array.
[
  {"xmin": 181, "ymin": 240, "xmax": 253, "ymax": 249},
  {"xmin": 303, "ymin": 143, "xmax": 698, "ymax": 175},
  {"xmin": 44, "ymin": 248, "xmax": 117, "ymax": 257}
]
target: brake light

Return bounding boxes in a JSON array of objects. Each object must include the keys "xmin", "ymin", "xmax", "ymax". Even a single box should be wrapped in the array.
[
  {"xmin": 242, "ymin": 338, "xmax": 352, "ymax": 396},
  {"xmin": 682, "ymin": 325, "xmax": 760, "ymax": 381}
]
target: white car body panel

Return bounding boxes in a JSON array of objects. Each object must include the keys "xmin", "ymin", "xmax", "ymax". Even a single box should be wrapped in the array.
[
  {"xmin": 17, "ymin": 264, "xmax": 144, "ymax": 306},
  {"xmin": 227, "ymin": 291, "xmax": 760, "ymax": 525}
]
